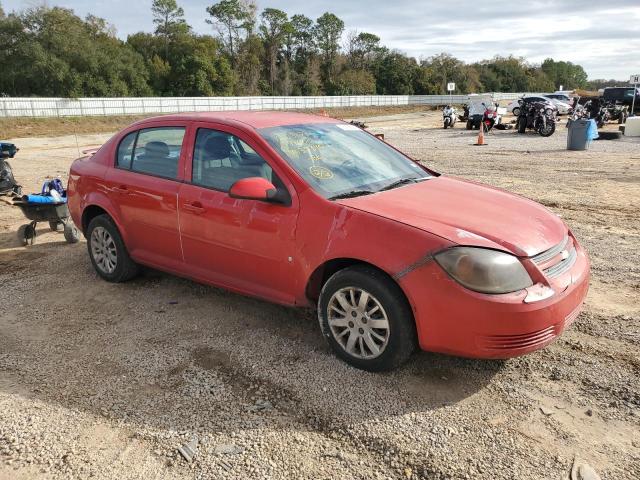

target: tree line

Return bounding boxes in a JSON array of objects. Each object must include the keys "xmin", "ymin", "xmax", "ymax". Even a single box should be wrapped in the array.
[{"xmin": 0, "ymin": 0, "xmax": 609, "ymax": 98}]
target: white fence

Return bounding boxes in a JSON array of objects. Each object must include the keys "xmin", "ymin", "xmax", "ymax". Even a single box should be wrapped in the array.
[{"xmin": 0, "ymin": 93, "xmax": 524, "ymax": 118}]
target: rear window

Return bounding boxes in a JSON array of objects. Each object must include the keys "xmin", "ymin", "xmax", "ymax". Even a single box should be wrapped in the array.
[
  {"xmin": 116, "ymin": 127, "xmax": 186, "ymax": 180},
  {"xmin": 117, "ymin": 132, "xmax": 137, "ymax": 169}
]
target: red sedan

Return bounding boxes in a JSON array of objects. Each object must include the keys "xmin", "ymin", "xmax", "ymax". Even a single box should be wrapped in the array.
[{"xmin": 68, "ymin": 112, "xmax": 589, "ymax": 371}]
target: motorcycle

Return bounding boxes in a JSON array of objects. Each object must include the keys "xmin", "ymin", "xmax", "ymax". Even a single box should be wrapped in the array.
[
  {"xmin": 585, "ymin": 98, "xmax": 610, "ymax": 128},
  {"xmin": 0, "ymin": 142, "xmax": 21, "ymax": 196},
  {"xmin": 442, "ymin": 105, "xmax": 457, "ymax": 129},
  {"xmin": 608, "ymin": 104, "xmax": 629, "ymax": 124},
  {"xmin": 482, "ymin": 103, "xmax": 500, "ymax": 132},
  {"xmin": 517, "ymin": 100, "xmax": 557, "ymax": 137}
]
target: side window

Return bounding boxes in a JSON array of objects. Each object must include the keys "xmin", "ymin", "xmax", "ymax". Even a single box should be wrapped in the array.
[
  {"xmin": 117, "ymin": 132, "xmax": 137, "ymax": 169},
  {"xmin": 192, "ymin": 128, "xmax": 273, "ymax": 192},
  {"xmin": 130, "ymin": 127, "xmax": 186, "ymax": 180}
]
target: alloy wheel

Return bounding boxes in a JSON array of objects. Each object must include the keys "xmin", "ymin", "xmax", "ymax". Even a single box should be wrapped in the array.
[
  {"xmin": 90, "ymin": 226, "xmax": 117, "ymax": 274},
  {"xmin": 327, "ymin": 287, "xmax": 390, "ymax": 359}
]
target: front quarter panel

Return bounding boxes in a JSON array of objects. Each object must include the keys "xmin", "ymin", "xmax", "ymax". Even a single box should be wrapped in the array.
[{"xmin": 295, "ymin": 189, "xmax": 453, "ymax": 303}]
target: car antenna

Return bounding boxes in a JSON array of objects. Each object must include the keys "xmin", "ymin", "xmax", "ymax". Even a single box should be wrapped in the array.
[{"xmin": 73, "ymin": 123, "xmax": 81, "ymax": 157}]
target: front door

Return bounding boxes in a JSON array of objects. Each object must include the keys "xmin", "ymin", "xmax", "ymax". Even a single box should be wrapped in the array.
[
  {"xmin": 178, "ymin": 124, "xmax": 299, "ymax": 304},
  {"xmin": 105, "ymin": 124, "xmax": 187, "ymax": 270}
]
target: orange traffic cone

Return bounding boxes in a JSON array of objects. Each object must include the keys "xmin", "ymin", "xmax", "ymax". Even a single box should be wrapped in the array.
[{"xmin": 474, "ymin": 124, "xmax": 487, "ymax": 146}]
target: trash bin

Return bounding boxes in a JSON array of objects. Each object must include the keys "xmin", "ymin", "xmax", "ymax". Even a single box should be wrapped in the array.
[{"xmin": 567, "ymin": 119, "xmax": 590, "ymax": 150}]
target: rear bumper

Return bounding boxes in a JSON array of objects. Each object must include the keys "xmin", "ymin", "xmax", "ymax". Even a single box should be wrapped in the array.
[{"xmin": 399, "ymin": 243, "xmax": 590, "ymax": 359}]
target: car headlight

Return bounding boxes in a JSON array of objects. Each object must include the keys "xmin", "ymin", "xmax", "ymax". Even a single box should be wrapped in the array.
[{"xmin": 434, "ymin": 247, "xmax": 533, "ymax": 294}]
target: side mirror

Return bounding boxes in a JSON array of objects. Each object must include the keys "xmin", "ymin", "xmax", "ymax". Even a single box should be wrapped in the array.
[{"xmin": 229, "ymin": 177, "xmax": 281, "ymax": 203}]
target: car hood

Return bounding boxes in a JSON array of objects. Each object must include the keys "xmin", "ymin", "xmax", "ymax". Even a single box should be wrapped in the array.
[{"xmin": 337, "ymin": 176, "xmax": 566, "ymax": 257}]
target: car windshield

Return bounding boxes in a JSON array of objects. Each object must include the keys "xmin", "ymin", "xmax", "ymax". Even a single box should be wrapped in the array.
[{"xmin": 259, "ymin": 123, "xmax": 431, "ymax": 199}]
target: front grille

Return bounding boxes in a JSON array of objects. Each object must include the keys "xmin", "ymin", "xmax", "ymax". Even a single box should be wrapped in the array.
[
  {"xmin": 531, "ymin": 234, "xmax": 577, "ymax": 279},
  {"xmin": 544, "ymin": 246, "xmax": 577, "ymax": 278},
  {"xmin": 481, "ymin": 325, "xmax": 557, "ymax": 351},
  {"xmin": 531, "ymin": 235, "xmax": 568, "ymax": 264}
]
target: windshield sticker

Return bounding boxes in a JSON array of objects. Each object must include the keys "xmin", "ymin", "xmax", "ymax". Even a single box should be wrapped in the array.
[
  {"xmin": 309, "ymin": 166, "xmax": 334, "ymax": 179},
  {"xmin": 335, "ymin": 124, "xmax": 361, "ymax": 131}
]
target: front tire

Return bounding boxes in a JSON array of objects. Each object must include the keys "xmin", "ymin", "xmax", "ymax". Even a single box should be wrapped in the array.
[
  {"xmin": 86, "ymin": 214, "xmax": 139, "ymax": 282},
  {"xmin": 512, "ymin": 107, "xmax": 520, "ymax": 117},
  {"xmin": 318, "ymin": 265, "xmax": 417, "ymax": 372},
  {"xmin": 539, "ymin": 121, "xmax": 556, "ymax": 137},
  {"xmin": 517, "ymin": 116, "xmax": 527, "ymax": 133}
]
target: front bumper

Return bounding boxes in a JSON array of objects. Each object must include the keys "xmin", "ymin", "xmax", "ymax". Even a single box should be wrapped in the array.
[{"xmin": 399, "ymin": 242, "xmax": 590, "ymax": 359}]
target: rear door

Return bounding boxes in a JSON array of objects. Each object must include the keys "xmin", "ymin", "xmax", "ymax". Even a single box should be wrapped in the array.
[
  {"xmin": 177, "ymin": 123, "xmax": 299, "ymax": 304},
  {"xmin": 105, "ymin": 123, "xmax": 188, "ymax": 270}
]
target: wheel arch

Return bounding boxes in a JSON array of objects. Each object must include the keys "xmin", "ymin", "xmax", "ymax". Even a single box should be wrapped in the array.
[
  {"xmin": 305, "ymin": 258, "xmax": 412, "ymax": 309},
  {"xmin": 80, "ymin": 202, "xmax": 126, "ymax": 244}
]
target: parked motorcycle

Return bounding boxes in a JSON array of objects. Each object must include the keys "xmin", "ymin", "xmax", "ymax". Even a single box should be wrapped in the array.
[
  {"xmin": 0, "ymin": 142, "xmax": 21, "ymax": 196},
  {"xmin": 605, "ymin": 102, "xmax": 628, "ymax": 125},
  {"xmin": 482, "ymin": 103, "xmax": 500, "ymax": 132},
  {"xmin": 442, "ymin": 105, "xmax": 457, "ymax": 129},
  {"xmin": 517, "ymin": 100, "xmax": 556, "ymax": 137},
  {"xmin": 584, "ymin": 98, "xmax": 610, "ymax": 128}
]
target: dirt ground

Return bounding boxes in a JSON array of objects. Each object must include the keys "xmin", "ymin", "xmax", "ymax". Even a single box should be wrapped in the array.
[{"xmin": 1, "ymin": 111, "xmax": 639, "ymax": 480}]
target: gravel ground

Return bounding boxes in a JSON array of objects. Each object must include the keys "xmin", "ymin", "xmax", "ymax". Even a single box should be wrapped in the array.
[{"xmin": 1, "ymin": 112, "xmax": 639, "ymax": 480}]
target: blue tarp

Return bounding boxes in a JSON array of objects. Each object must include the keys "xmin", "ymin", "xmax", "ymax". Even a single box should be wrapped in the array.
[
  {"xmin": 587, "ymin": 119, "xmax": 599, "ymax": 141},
  {"xmin": 22, "ymin": 194, "xmax": 67, "ymax": 204}
]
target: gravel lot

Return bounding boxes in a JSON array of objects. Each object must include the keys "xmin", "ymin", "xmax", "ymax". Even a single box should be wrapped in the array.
[{"xmin": 1, "ymin": 112, "xmax": 639, "ymax": 479}]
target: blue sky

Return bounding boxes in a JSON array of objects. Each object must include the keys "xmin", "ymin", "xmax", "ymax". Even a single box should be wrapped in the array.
[{"xmin": 4, "ymin": 0, "xmax": 640, "ymax": 79}]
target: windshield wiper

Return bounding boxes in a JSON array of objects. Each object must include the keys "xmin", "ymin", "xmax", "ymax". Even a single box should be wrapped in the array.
[
  {"xmin": 378, "ymin": 177, "xmax": 425, "ymax": 192},
  {"xmin": 329, "ymin": 190, "xmax": 375, "ymax": 200}
]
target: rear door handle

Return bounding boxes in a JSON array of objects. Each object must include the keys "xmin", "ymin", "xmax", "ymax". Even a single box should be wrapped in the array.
[
  {"xmin": 112, "ymin": 185, "xmax": 130, "ymax": 195},
  {"xmin": 183, "ymin": 202, "xmax": 205, "ymax": 214}
]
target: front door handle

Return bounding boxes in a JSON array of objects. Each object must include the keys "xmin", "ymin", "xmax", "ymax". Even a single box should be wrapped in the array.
[{"xmin": 183, "ymin": 201, "xmax": 205, "ymax": 215}]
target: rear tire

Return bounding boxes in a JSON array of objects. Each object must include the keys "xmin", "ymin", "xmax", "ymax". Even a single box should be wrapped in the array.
[
  {"xmin": 318, "ymin": 265, "xmax": 417, "ymax": 372},
  {"xmin": 86, "ymin": 214, "xmax": 139, "ymax": 282},
  {"xmin": 512, "ymin": 107, "xmax": 520, "ymax": 117}
]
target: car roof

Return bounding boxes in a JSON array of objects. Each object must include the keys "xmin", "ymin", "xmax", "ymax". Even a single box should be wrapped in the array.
[{"xmin": 131, "ymin": 111, "xmax": 340, "ymax": 129}]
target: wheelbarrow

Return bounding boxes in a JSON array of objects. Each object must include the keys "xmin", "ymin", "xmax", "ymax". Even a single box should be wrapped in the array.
[{"xmin": 13, "ymin": 199, "xmax": 80, "ymax": 246}]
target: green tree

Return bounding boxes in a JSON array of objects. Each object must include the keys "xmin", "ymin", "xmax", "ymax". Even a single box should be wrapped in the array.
[
  {"xmin": 259, "ymin": 8, "xmax": 288, "ymax": 94},
  {"xmin": 0, "ymin": 7, "xmax": 151, "ymax": 97},
  {"xmin": 419, "ymin": 53, "xmax": 470, "ymax": 94},
  {"xmin": 151, "ymin": 0, "xmax": 188, "ymax": 60},
  {"xmin": 372, "ymin": 51, "xmax": 418, "ymax": 95},
  {"xmin": 474, "ymin": 56, "xmax": 531, "ymax": 92},
  {"xmin": 314, "ymin": 12, "xmax": 344, "ymax": 89},
  {"xmin": 541, "ymin": 58, "xmax": 587, "ymax": 90},
  {"xmin": 289, "ymin": 14, "xmax": 317, "ymax": 95},
  {"xmin": 206, "ymin": 0, "xmax": 255, "ymax": 67},
  {"xmin": 333, "ymin": 69, "xmax": 375, "ymax": 95},
  {"xmin": 346, "ymin": 31, "xmax": 380, "ymax": 70},
  {"xmin": 128, "ymin": 31, "xmax": 232, "ymax": 96}
]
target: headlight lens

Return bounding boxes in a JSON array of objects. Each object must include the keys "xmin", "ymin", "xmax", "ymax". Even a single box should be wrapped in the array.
[{"xmin": 434, "ymin": 247, "xmax": 533, "ymax": 294}]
